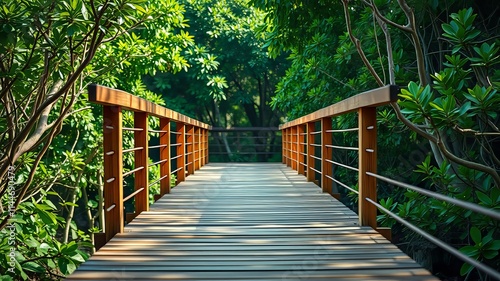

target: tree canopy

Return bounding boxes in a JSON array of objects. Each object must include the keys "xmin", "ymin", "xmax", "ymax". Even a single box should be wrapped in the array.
[{"xmin": 1, "ymin": 0, "xmax": 499, "ymax": 279}]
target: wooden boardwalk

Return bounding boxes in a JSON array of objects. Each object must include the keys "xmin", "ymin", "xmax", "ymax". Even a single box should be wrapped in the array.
[{"xmin": 68, "ymin": 163, "xmax": 438, "ymax": 280}]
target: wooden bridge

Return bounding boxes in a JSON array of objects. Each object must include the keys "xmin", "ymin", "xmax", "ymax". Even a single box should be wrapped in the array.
[
  {"xmin": 67, "ymin": 85, "xmax": 500, "ymax": 280},
  {"xmin": 68, "ymin": 163, "xmax": 436, "ymax": 280}
]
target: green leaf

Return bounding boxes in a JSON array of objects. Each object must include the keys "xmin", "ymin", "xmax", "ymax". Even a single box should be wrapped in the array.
[
  {"xmin": 23, "ymin": 262, "xmax": 45, "ymax": 273},
  {"xmin": 36, "ymin": 209, "xmax": 57, "ymax": 225},
  {"xmin": 489, "ymin": 240, "xmax": 500, "ymax": 251},
  {"xmin": 62, "ymin": 241, "xmax": 78, "ymax": 254},
  {"xmin": 470, "ymin": 227, "xmax": 481, "ymax": 244},
  {"xmin": 24, "ymin": 237, "xmax": 40, "ymax": 248},
  {"xmin": 460, "ymin": 262, "xmax": 474, "ymax": 276},
  {"xmin": 47, "ymin": 259, "xmax": 56, "ymax": 270},
  {"xmin": 69, "ymin": 252, "xmax": 85, "ymax": 263},
  {"xmin": 64, "ymin": 202, "xmax": 79, "ymax": 207},
  {"xmin": 34, "ymin": 203, "xmax": 53, "ymax": 211},
  {"xmin": 87, "ymin": 200, "xmax": 98, "ymax": 208},
  {"xmin": 483, "ymin": 250, "xmax": 498, "ymax": 259},
  {"xmin": 460, "ymin": 245, "xmax": 479, "ymax": 256},
  {"xmin": 39, "ymin": 243, "xmax": 51, "ymax": 255},
  {"xmin": 44, "ymin": 200, "xmax": 58, "ymax": 210},
  {"xmin": 58, "ymin": 257, "xmax": 77, "ymax": 275},
  {"xmin": 476, "ymin": 191, "xmax": 492, "ymax": 206}
]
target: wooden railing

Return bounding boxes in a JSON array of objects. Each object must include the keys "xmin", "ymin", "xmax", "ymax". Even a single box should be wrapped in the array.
[
  {"xmin": 89, "ymin": 85, "xmax": 210, "ymax": 248},
  {"xmin": 280, "ymin": 85, "xmax": 500, "ymax": 279},
  {"xmin": 280, "ymin": 85, "xmax": 398, "ymax": 238}
]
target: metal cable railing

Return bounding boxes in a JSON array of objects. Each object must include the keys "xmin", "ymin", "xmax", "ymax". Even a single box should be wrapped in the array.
[{"xmin": 279, "ymin": 85, "xmax": 500, "ymax": 279}]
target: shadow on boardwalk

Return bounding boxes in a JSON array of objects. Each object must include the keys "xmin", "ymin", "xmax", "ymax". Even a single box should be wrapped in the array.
[{"xmin": 67, "ymin": 163, "xmax": 438, "ymax": 281}]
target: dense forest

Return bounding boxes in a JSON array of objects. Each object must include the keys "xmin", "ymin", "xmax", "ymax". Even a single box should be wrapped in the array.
[{"xmin": 0, "ymin": 0, "xmax": 499, "ymax": 280}]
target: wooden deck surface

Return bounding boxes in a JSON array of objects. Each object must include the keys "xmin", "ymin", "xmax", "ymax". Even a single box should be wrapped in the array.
[{"xmin": 67, "ymin": 163, "xmax": 438, "ymax": 280}]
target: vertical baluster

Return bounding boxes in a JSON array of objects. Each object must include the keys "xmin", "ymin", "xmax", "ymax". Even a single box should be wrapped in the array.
[
  {"xmin": 291, "ymin": 126, "xmax": 297, "ymax": 171},
  {"xmin": 194, "ymin": 126, "xmax": 200, "ymax": 171},
  {"xmin": 358, "ymin": 107, "xmax": 377, "ymax": 229},
  {"xmin": 159, "ymin": 118, "xmax": 171, "ymax": 196},
  {"xmin": 133, "ymin": 112, "xmax": 149, "ymax": 217},
  {"xmin": 186, "ymin": 125, "xmax": 194, "ymax": 175},
  {"xmin": 103, "ymin": 106, "xmax": 124, "ymax": 242},
  {"xmin": 176, "ymin": 122, "xmax": 186, "ymax": 183},
  {"xmin": 281, "ymin": 128, "xmax": 286, "ymax": 164},
  {"xmin": 284, "ymin": 128, "xmax": 290, "ymax": 166},
  {"xmin": 200, "ymin": 128, "xmax": 206, "ymax": 166},
  {"xmin": 297, "ymin": 124, "xmax": 305, "ymax": 176},
  {"xmin": 204, "ymin": 128, "xmax": 209, "ymax": 165},
  {"xmin": 306, "ymin": 122, "xmax": 315, "ymax": 182},
  {"xmin": 321, "ymin": 117, "xmax": 333, "ymax": 195},
  {"xmin": 287, "ymin": 128, "xmax": 292, "ymax": 167}
]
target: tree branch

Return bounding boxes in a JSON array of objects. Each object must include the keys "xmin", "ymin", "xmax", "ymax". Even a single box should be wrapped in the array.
[
  {"xmin": 364, "ymin": 0, "xmax": 411, "ymax": 32},
  {"xmin": 342, "ymin": 0, "xmax": 384, "ymax": 87},
  {"xmin": 391, "ymin": 102, "xmax": 500, "ymax": 187}
]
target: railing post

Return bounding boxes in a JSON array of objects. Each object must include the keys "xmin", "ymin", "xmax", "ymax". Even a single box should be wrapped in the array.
[
  {"xmin": 194, "ymin": 127, "xmax": 201, "ymax": 171},
  {"xmin": 201, "ymin": 128, "xmax": 206, "ymax": 166},
  {"xmin": 103, "ymin": 106, "xmax": 124, "ymax": 242},
  {"xmin": 283, "ymin": 128, "xmax": 290, "ymax": 166},
  {"xmin": 176, "ymin": 122, "xmax": 186, "ymax": 183},
  {"xmin": 133, "ymin": 112, "xmax": 149, "ymax": 217},
  {"xmin": 291, "ymin": 126, "xmax": 298, "ymax": 171},
  {"xmin": 297, "ymin": 124, "xmax": 305, "ymax": 176},
  {"xmin": 159, "ymin": 118, "xmax": 171, "ymax": 196},
  {"xmin": 321, "ymin": 117, "xmax": 333, "ymax": 195},
  {"xmin": 186, "ymin": 125, "xmax": 195, "ymax": 175},
  {"xmin": 282, "ymin": 128, "xmax": 286, "ymax": 164},
  {"xmin": 358, "ymin": 107, "xmax": 377, "ymax": 229},
  {"xmin": 306, "ymin": 122, "xmax": 315, "ymax": 182},
  {"xmin": 205, "ymin": 128, "xmax": 209, "ymax": 165},
  {"xmin": 288, "ymin": 127, "xmax": 293, "ymax": 167}
]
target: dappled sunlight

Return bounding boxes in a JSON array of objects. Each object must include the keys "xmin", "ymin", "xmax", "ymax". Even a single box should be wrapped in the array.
[{"xmin": 69, "ymin": 163, "xmax": 437, "ymax": 280}]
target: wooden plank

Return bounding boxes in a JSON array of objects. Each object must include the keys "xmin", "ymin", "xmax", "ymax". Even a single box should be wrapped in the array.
[
  {"xmin": 279, "ymin": 85, "xmax": 399, "ymax": 129},
  {"xmin": 68, "ymin": 163, "xmax": 437, "ymax": 281},
  {"xmin": 88, "ymin": 84, "xmax": 210, "ymax": 129},
  {"xmin": 67, "ymin": 269, "xmax": 438, "ymax": 281}
]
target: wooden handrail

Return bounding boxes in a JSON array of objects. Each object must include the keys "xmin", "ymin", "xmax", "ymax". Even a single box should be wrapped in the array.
[
  {"xmin": 89, "ymin": 84, "xmax": 210, "ymax": 129},
  {"xmin": 279, "ymin": 85, "xmax": 398, "ymax": 129},
  {"xmin": 280, "ymin": 85, "xmax": 500, "ymax": 279},
  {"xmin": 89, "ymin": 84, "xmax": 210, "ymax": 249}
]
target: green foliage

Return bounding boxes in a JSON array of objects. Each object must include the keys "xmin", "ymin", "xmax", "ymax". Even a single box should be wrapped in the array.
[
  {"xmin": 442, "ymin": 8, "xmax": 481, "ymax": 54},
  {"xmin": 459, "ymin": 227, "xmax": 500, "ymax": 276},
  {"xmin": 0, "ymin": 200, "xmax": 91, "ymax": 279},
  {"xmin": 377, "ymin": 197, "xmax": 397, "ymax": 228},
  {"xmin": 145, "ymin": 0, "xmax": 286, "ymax": 161},
  {"xmin": 1, "ymin": 0, "xmax": 203, "ymax": 279}
]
